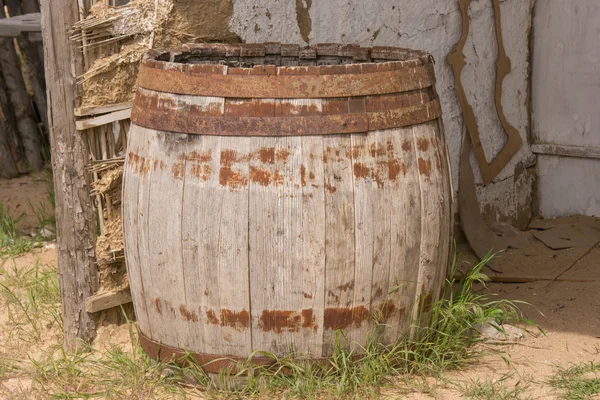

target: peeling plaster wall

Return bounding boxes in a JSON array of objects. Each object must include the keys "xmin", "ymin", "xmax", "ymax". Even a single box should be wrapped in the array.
[{"xmin": 229, "ymin": 0, "xmax": 535, "ymax": 227}]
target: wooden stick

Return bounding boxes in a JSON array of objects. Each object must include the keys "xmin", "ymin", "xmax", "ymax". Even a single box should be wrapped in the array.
[
  {"xmin": 85, "ymin": 289, "xmax": 132, "ymax": 313},
  {"xmin": 75, "ymin": 108, "xmax": 131, "ymax": 130}
]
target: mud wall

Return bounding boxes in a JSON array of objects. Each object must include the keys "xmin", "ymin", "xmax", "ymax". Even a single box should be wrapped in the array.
[{"xmin": 227, "ymin": 0, "xmax": 536, "ymax": 228}]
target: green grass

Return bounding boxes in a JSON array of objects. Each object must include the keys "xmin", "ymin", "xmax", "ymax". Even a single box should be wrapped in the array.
[
  {"xmin": 0, "ymin": 202, "xmax": 33, "ymax": 259},
  {"xmin": 548, "ymin": 361, "xmax": 600, "ymax": 400},
  {"xmin": 456, "ymin": 372, "xmax": 533, "ymax": 400},
  {"xmin": 0, "ymin": 250, "xmax": 536, "ymax": 399},
  {"xmin": 0, "ymin": 260, "xmax": 61, "ymax": 344},
  {"xmin": 199, "ymin": 250, "xmax": 533, "ymax": 399}
]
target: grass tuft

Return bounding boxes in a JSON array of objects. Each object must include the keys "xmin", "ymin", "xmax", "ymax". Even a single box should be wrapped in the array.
[
  {"xmin": 456, "ymin": 372, "xmax": 533, "ymax": 400},
  {"xmin": 548, "ymin": 361, "xmax": 600, "ymax": 400},
  {"xmin": 0, "ymin": 203, "xmax": 33, "ymax": 259},
  {"xmin": 0, "ymin": 250, "xmax": 536, "ymax": 399},
  {"xmin": 0, "ymin": 260, "xmax": 61, "ymax": 344}
]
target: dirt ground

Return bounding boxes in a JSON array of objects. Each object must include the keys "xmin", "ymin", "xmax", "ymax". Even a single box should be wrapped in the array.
[{"xmin": 1, "ymin": 174, "xmax": 600, "ymax": 399}]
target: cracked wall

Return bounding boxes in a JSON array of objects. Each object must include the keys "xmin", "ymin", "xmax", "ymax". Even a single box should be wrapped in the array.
[{"xmin": 229, "ymin": 0, "xmax": 535, "ymax": 227}]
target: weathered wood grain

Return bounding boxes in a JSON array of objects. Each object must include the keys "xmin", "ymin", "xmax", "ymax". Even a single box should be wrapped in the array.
[
  {"xmin": 215, "ymin": 136, "xmax": 253, "ymax": 357},
  {"xmin": 122, "ymin": 128, "xmax": 150, "ymax": 336},
  {"xmin": 321, "ymin": 134, "xmax": 357, "ymax": 354},
  {"xmin": 384, "ymin": 126, "xmax": 422, "ymax": 343},
  {"xmin": 411, "ymin": 121, "xmax": 448, "ymax": 327},
  {"xmin": 40, "ymin": 0, "xmax": 98, "ymax": 349},
  {"xmin": 124, "ymin": 65, "xmax": 450, "ymax": 362},
  {"xmin": 85, "ymin": 289, "xmax": 132, "ymax": 313}
]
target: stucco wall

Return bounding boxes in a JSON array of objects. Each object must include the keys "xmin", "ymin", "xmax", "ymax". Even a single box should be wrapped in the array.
[{"xmin": 229, "ymin": 0, "xmax": 536, "ymax": 228}]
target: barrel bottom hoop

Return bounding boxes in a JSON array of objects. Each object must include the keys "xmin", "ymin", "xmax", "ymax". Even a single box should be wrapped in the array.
[
  {"xmin": 137, "ymin": 328, "xmax": 331, "ymax": 375},
  {"xmin": 131, "ymin": 98, "xmax": 441, "ymax": 137}
]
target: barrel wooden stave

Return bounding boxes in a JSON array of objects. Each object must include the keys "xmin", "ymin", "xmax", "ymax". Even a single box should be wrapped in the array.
[
  {"xmin": 125, "ymin": 125, "xmax": 450, "ymax": 358},
  {"xmin": 123, "ymin": 43, "xmax": 452, "ymax": 364}
]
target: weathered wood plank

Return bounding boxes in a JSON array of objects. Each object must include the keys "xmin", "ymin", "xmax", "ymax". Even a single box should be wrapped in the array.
[
  {"xmin": 123, "ymin": 127, "xmax": 151, "ymax": 337},
  {"xmin": 216, "ymin": 137, "xmax": 252, "ymax": 356},
  {"xmin": 181, "ymin": 135, "xmax": 224, "ymax": 354},
  {"xmin": 85, "ymin": 289, "xmax": 132, "ymax": 313},
  {"xmin": 384, "ymin": 126, "xmax": 422, "ymax": 343},
  {"xmin": 531, "ymin": 143, "xmax": 600, "ymax": 161},
  {"xmin": 40, "ymin": 0, "xmax": 98, "ymax": 348},
  {"xmin": 145, "ymin": 130, "xmax": 189, "ymax": 349},
  {"xmin": 75, "ymin": 102, "xmax": 131, "ymax": 117},
  {"xmin": 248, "ymin": 134, "xmax": 287, "ymax": 354},
  {"xmin": 299, "ymin": 134, "xmax": 326, "ymax": 357},
  {"xmin": 411, "ymin": 121, "xmax": 447, "ymax": 326},
  {"xmin": 349, "ymin": 131, "xmax": 375, "ymax": 348},
  {"xmin": 321, "ymin": 134, "xmax": 356, "ymax": 355},
  {"xmin": 75, "ymin": 108, "xmax": 131, "ymax": 130}
]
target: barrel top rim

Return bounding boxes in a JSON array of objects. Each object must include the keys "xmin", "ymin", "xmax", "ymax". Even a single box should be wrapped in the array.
[{"xmin": 142, "ymin": 43, "xmax": 434, "ymax": 75}]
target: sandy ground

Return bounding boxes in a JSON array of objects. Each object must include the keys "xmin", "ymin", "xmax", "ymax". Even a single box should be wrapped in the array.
[{"xmin": 1, "ymin": 174, "xmax": 600, "ymax": 399}]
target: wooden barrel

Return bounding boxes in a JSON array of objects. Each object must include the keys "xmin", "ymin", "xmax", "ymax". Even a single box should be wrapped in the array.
[{"xmin": 124, "ymin": 43, "xmax": 452, "ymax": 372}]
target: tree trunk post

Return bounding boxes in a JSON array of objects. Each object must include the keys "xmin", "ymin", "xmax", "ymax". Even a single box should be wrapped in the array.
[
  {"xmin": 5, "ymin": 0, "xmax": 49, "ymax": 135},
  {"xmin": 39, "ymin": 0, "xmax": 99, "ymax": 349},
  {"xmin": 0, "ymin": 65, "xmax": 27, "ymax": 175}
]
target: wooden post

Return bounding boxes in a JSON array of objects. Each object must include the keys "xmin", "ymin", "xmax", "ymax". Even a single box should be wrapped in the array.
[
  {"xmin": 40, "ymin": 0, "xmax": 99, "ymax": 348},
  {"xmin": 0, "ymin": 66, "xmax": 26, "ymax": 177},
  {"xmin": 5, "ymin": 0, "xmax": 49, "ymax": 136},
  {"xmin": 0, "ymin": 0, "xmax": 43, "ymax": 171}
]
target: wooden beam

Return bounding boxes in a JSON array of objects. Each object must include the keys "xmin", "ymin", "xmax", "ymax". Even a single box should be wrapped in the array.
[
  {"xmin": 75, "ymin": 108, "xmax": 131, "ymax": 130},
  {"xmin": 74, "ymin": 102, "xmax": 131, "ymax": 117},
  {"xmin": 0, "ymin": 12, "xmax": 40, "ymax": 37},
  {"xmin": 40, "ymin": 0, "xmax": 98, "ymax": 349},
  {"xmin": 85, "ymin": 289, "xmax": 132, "ymax": 313},
  {"xmin": 532, "ymin": 143, "xmax": 600, "ymax": 160}
]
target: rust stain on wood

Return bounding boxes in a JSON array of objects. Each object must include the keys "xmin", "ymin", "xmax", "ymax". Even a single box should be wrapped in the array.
[
  {"xmin": 276, "ymin": 148, "xmax": 291, "ymax": 161},
  {"xmin": 220, "ymin": 149, "xmax": 239, "ymax": 167},
  {"xmin": 154, "ymin": 298, "xmax": 162, "ymax": 315},
  {"xmin": 337, "ymin": 280, "xmax": 355, "ymax": 291},
  {"xmin": 301, "ymin": 308, "xmax": 318, "ymax": 331},
  {"xmin": 417, "ymin": 138, "xmax": 430, "ymax": 151},
  {"xmin": 417, "ymin": 157, "xmax": 432, "ymax": 181},
  {"xmin": 257, "ymin": 147, "xmax": 275, "ymax": 164},
  {"xmin": 219, "ymin": 166, "xmax": 247, "ymax": 189},
  {"xmin": 172, "ymin": 162, "xmax": 184, "ymax": 179},
  {"xmin": 434, "ymin": 150, "xmax": 442, "ymax": 171},
  {"xmin": 220, "ymin": 309, "xmax": 250, "ymax": 329},
  {"xmin": 302, "ymin": 291, "xmax": 313, "ymax": 299},
  {"xmin": 206, "ymin": 309, "xmax": 219, "ymax": 324},
  {"xmin": 388, "ymin": 159, "xmax": 407, "ymax": 180},
  {"xmin": 259, "ymin": 310, "xmax": 302, "ymax": 333},
  {"xmin": 272, "ymin": 169, "xmax": 284, "ymax": 186},
  {"xmin": 353, "ymin": 163, "xmax": 370, "ymax": 179},
  {"xmin": 402, "ymin": 140, "xmax": 412, "ymax": 152},
  {"xmin": 186, "ymin": 150, "xmax": 212, "ymax": 163},
  {"xmin": 249, "ymin": 166, "xmax": 271, "ymax": 186},
  {"xmin": 324, "ymin": 182, "xmax": 337, "ymax": 193},
  {"xmin": 191, "ymin": 164, "xmax": 211, "ymax": 181},
  {"xmin": 300, "ymin": 165, "xmax": 307, "ymax": 186},
  {"xmin": 323, "ymin": 306, "xmax": 370, "ymax": 330},
  {"xmin": 179, "ymin": 305, "xmax": 198, "ymax": 322}
]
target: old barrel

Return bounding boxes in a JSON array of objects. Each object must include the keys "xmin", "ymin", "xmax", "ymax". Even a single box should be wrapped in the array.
[{"xmin": 123, "ymin": 43, "xmax": 452, "ymax": 371}]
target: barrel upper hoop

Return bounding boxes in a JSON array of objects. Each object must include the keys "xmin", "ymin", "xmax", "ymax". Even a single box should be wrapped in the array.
[
  {"xmin": 137, "ymin": 61, "xmax": 436, "ymax": 99},
  {"xmin": 130, "ymin": 94, "xmax": 441, "ymax": 136}
]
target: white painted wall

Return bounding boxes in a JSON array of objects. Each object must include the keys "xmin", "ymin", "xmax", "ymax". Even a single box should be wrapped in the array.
[
  {"xmin": 533, "ymin": 0, "xmax": 600, "ymax": 217},
  {"xmin": 230, "ymin": 0, "xmax": 536, "ymax": 227}
]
